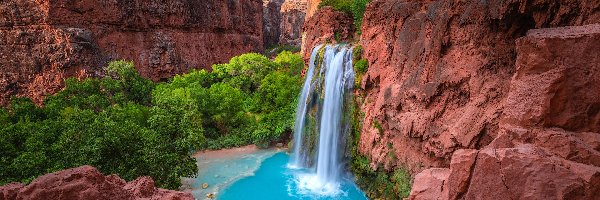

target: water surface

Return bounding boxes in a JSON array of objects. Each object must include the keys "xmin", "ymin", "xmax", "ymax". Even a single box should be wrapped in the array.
[{"xmin": 219, "ymin": 152, "xmax": 367, "ymax": 200}]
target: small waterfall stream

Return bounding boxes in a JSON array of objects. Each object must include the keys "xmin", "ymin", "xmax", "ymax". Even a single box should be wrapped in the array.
[{"xmin": 290, "ymin": 44, "xmax": 355, "ymax": 194}]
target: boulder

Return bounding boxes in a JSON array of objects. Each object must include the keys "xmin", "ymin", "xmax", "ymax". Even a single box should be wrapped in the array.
[{"xmin": 0, "ymin": 166, "xmax": 194, "ymax": 200}]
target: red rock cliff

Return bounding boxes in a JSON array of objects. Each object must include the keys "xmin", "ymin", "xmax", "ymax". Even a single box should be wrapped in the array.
[
  {"xmin": 0, "ymin": 0, "xmax": 264, "ymax": 105},
  {"xmin": 357, "ymin": 0, "xmax": 599, "ymax": 172},
  {"xmin": 303, "ymin": 0, "xmax": 600, "ymax": 199}
]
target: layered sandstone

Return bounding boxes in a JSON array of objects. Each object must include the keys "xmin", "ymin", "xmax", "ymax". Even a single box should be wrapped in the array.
[
  {"xmin": 0, "ymin": 165, "xmax": 194, "ymax": 200},
  {"xmin": 0, "ymin": 0, "xmax": 264, "ymax": 105}
]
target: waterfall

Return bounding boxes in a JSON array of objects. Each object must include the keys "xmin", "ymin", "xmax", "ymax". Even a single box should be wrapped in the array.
[
  {"xmin": 290, "ymin": 44, "xmax": 354, "ymax": 194},
  {"xmin": 289, "ymin": 44, "xmax": 322, "ymax": 168}
]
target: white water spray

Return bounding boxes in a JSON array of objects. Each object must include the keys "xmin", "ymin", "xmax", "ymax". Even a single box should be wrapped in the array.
[
  {"xmin": 290, "ymin": 44, "xmax": 354, "ymax": 194},
  {"xmin": 289, "ymin": 44, "xmax": 322, "ymax": 168}
]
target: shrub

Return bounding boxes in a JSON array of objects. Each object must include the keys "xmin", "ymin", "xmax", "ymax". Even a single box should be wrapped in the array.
[{"xmin": 354, "ymin": 59, "xmax": 369, "ymax": 74}]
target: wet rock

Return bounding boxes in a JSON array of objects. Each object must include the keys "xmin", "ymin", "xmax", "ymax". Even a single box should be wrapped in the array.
[
  {"xmin": 0, "ymin": 165, "xmax": 194, "ymax": 200},
  {"xmin": 276, "ymin": 143, "xmax": 284, "ymax": 148}
]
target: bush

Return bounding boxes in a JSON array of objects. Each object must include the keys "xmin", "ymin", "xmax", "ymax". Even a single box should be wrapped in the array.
[
  {"xmin": 352, "ymin": 155, "xmax": 412, "ymax": 199},
  {"xmin": 0, "ymin": 50, "xmax": 304, "ymax": 189},
  {"xmin": 274, "ymin": 51, "xmax": 304, "ymax": 76},
  {"xmin": 0, "ymin": 61, "xmax": 193, "ymax": 190},
  {"xmin": 354, "ymin": 59, "xmax": 368, "ymax": 74}
]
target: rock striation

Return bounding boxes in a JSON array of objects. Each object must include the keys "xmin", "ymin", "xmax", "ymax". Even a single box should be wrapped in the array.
[
  {"xmin": 0, "ymin": 0, "xmax": 264, "ymax": 105},
  {"xmin": 0, "ymin": 165, "xmax": 194, "ymax": 200},
  {"xmin": 263, "ymin": 0, "xmax": 307, "ymax": 48}
]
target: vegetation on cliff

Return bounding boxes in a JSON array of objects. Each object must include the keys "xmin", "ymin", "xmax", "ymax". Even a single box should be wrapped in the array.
[{"xmin": 0, "ymin": 52, "xmax": 304, "ymax": 190}]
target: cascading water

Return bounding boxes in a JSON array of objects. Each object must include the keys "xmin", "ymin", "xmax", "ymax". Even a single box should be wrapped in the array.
[
  {"xmin": 290, "ymin": 44, "xmax": 355, "ymax": 195},
  {"xmin": 201, "ymin": 44, "xmax": 366, "ymax": 200},
  {"xmin": 289, "ymin": 45, "xmax": 322, "ymax": 168}
]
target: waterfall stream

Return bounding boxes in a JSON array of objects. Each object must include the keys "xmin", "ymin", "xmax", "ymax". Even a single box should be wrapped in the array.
[{"xmin": 289, "ymin": 44, "xmax": 354, "ymax": 194}]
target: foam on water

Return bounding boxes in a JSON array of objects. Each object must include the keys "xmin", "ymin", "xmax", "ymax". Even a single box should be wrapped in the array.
[
  {"xmin": 289, "ymin": 44, "xmax": 355, "ymax": 194},
  {"xmin": 217, "ymin": 152, "xmax": 366, "ymax": 200}
]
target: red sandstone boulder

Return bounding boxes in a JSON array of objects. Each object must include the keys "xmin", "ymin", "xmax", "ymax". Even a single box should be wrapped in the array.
[
  {"xmin": 0, "ymin": 0, "xmax": 264, "ymax": 105},
  {"xmin": 408, "ymin": 168, "xmax": 449, "ymax": 200},
  {"xmin": 0, "ymin": 166, "xmax": 194, "ymax": 200}
]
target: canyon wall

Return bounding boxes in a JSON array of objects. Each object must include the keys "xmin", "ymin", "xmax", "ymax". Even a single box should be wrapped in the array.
[
  {"xmin": 280, "ymin": 1, "xmax": 307, "ymax": 46},
  {"xmin": 263, "ymin": 0, "xmax": 308, "ymax": 48},
  {"xmin": 302, "ymin": 0, "xmax": 600, "ymax": 199},
  {"xmin": 410, "ymin": 24, "xmax": 600, "ymax": 200},
  {"xmin": 357, "ymin": 0, "xmax": 599, "ymax": 171},
  {"xmin": 263, "ymin": 0, "xmax": 285, "ymax": 47},
  {"xmin": 0, "ymin": 0, "xmax": 264, "ymax": 105}
]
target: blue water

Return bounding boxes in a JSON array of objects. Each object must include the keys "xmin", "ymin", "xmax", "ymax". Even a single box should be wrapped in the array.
[
  {"xmin": 183, "ymin": 149, "xmax": 279, "ymax": 198},
  {"xmin": 218, "ymin": 152, "xmax": 367, "ymax": 200}
]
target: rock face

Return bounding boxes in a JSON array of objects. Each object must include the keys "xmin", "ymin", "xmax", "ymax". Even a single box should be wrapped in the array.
[
  {"xmin": 305, "ymin": 0, "xmax": 321, "ymax": 19},
  {"xmin": 0, "ymin": 165, "xmax": 194, "ymax": 200},
  {"xmin": 263, "ymin": 0, "xmax": 285, "ymax": 47},
  {"xmin": 356, "ymin": 0, "xmax": 600, "ymax": 172},
  {"xmin": 280, "ymin": 0, "xmax": 307, "ymax": 46},
  {"xmin": 301, "ymin": 7, "xmax": 354, "ymax": 61},
  {"xmin": 302, "ymin": 0, "xmax": 600, "ymax": 199},
  {"xmin": 263, "ymin": 0, "xmax": 307, "ymax": 48},
  {"xmin": 0, "ymin": 0, "xmax": 264, "ymax": 105}
]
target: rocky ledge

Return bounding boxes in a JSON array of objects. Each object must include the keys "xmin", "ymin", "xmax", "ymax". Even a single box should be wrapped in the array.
[{"xmin": 0, "ymin": 166, "xmax": 194, "ymax": 200}]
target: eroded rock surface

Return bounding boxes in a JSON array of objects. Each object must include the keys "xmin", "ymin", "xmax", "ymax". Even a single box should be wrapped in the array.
[
  {"xmin": 301, "ymin": 7, "xmax": 354, "ymax": 61},
  {"xmin": 0, "ymin": 0, "xmax": 264, "ymax": 105},
  {"xmin": 408, "ymin": 23, "xmax": 600, "ymax": 200},
  {"xmin": 0, "ymin": 165, "xmax": 194, "ymax": 200},
  {"xmin": 355, "ymin": 0, "xmax": 600, "ymax": 173}
]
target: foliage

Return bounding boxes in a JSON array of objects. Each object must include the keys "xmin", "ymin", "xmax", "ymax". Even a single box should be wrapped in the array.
[
  {"xmin": 0, "ymin": 61, "xmax": 194, "ymax": 189},
  {"xmin": 274, "ymin": 51, "xmax": 304, "ymax": 76},
  {"xmin": 265, "ymin": 45, "xmax": 301, "ymax": 58},
  {"xmin": 167, "ymin": 53, "xmax": 303, "ymax": 149},
  {"xmin": 354, "ymin": 59, "xmax": 368, "ymax": 75},
  {"xmin": 352, "ymin": 155, "xmax": 412, "ymax": 199},
  {"xmin": 0, "ymin": 51, "xmax": 304, "ymax": 189}
]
